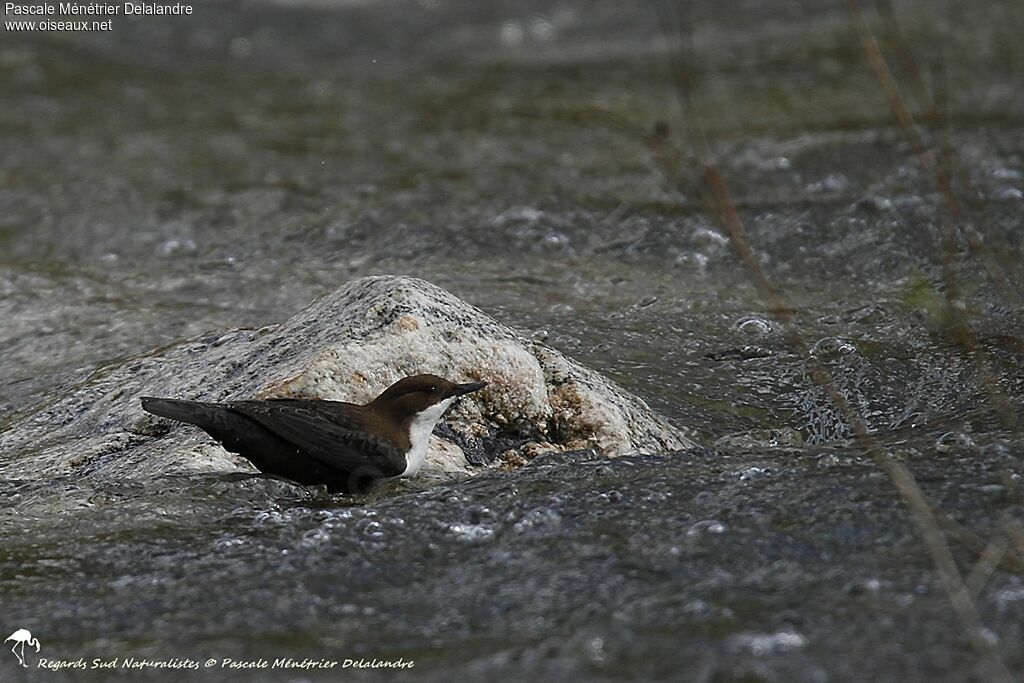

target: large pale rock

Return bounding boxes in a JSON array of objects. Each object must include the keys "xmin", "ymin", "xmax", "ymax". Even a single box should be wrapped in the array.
[{"xmin": 0, "ymin": 276, "xmax": 695, "ymax": 487}]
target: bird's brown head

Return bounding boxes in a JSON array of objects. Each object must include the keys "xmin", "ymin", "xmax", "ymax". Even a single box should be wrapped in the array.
[{"xmin": 368, "ymin": 374, "xmax": 486, "ymax": 420}]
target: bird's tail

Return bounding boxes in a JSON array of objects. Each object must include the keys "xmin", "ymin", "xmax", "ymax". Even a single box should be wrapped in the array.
[{"xmin": 140, "ymin": 397, "xmax": 226, "ymax": 428}]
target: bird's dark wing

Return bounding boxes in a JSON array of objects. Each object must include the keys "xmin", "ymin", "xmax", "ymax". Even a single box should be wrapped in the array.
[{"xmin": 227, "ymin": 400, "xmax": 406, "ymax": 477}]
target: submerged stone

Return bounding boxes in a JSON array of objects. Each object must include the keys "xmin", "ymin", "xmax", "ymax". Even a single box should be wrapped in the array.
[{"xmin": 0, "ymin": 276, "xmax": 694, "ymax": 488}]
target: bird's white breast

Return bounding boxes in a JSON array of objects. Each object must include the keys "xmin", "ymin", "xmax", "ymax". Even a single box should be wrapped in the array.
[{"xmin": 401, "ymin": 397, "xmax": 454, "ymax": 477}]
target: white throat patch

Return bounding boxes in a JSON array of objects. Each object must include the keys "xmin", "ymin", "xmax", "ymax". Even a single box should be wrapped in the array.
[{"xmin": 401, "ymin": 397, "xmax": 454, "ymax": 477}]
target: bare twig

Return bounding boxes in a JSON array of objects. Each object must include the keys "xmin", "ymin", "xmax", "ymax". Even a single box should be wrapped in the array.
[
  {"xmin": 872, "ymin": 0, "xmax": 1024, "ymax": 299},
  {"xmin": 654, "ymin": 3, "xmax": 1016, "ymax": 680},
  {"xmin": 848, "ymin": 0, "xmax": 1018, "ymax": 432}
]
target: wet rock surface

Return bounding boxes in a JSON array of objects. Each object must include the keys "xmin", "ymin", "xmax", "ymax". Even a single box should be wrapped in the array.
[{"xmin": 0, "ymin": 275, "xmax": 692, "ymax": 488}]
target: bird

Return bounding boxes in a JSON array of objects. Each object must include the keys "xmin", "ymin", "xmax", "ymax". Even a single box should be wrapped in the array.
[
  {"xmin": 140, "ymin": 374, "xmax": 487, "ymax": 493},
  {"xmin": 5, "ymin": 629, "xmax": 40, "ymax": 668}
]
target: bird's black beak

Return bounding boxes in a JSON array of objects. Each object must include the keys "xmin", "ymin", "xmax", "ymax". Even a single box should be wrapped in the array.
[{"xmin": 451, "ymin": 381, "xmax": 487, "ymax": 397}]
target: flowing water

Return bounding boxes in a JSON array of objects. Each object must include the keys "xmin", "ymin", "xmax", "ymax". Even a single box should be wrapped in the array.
[{"xmin": 2, "ymin": 1, "xmax": 1024, "ymax": 680}]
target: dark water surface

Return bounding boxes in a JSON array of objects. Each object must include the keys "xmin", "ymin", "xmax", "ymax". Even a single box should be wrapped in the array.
[{"xmin": 2, "ymin": 0, "xmax": 1024, "ymax": 680}]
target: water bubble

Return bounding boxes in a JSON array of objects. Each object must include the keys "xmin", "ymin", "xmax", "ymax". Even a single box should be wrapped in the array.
[
  {"xmin": 597, "ymin": 490, "xmax": 624, "ymax": 503},
  {"xmin": 992, "ymin": 167, "xmax": 1023, "ymax": 181},
  {"xmin": 844, "ymin": 303, "xmax": 886, "ymax": 324},
  {"xmin": 529, "ymin": 15, "xmax": 556, "ymax": 42},
  {"xmin": 356, "ymin": 518, "xmax": 385, "ymax": 539},
  {"xmin": 446, "ymin": 523, "xmax": 495, "ymax": 544},
  {"xmin": 213, "ymin": 535, "xmax": 247, "ymax": 551},
  {"xmin": 735, "ymin": 315, "xmax": 774, "ymax": 336},
  {"xmin": 815, "ymin": 453, "xmax": 845, "ymax": 467},
  {"xmin": 683, "ymin": 599, "xmax": 712, "ymax": 615},
  {"xmin": 983, "ymin": 440, "xmax": 1018, "ymax": 462},
  {"xmin": 500, "ymin": 21, "xmax": 524, "ymax": 47},
  {"xmin": 729, "ymin": 630, "xmax": 807, "ymax": 655},
  {"xmin": 995, "ymin": 585, "xmax": 1024, "ymax": 611},
  {"xmin": 157, "ymin": 238, "xmax": 198, "ymax": 257},
  {"xmin": 691, "ymin": 226, "xmax": 729, "ymax": 248},
  {"xmin": 978, "ymin": 628, "xmax": 1000, "ymax": 646},
  {"xmin": 715, "ymin": 429, "xmax": 803, "ymax": 450},
  {"xmin": 673, "ymin": 251, "xmax": 709, "ymax": 270},
  {"xmin": 856, "ymin": 195, "xmax": 894, "ymax": 212},
  {"xmin": 935, "ymin": 431, "xmax": 975, "ymax": 453},
  {"xmin": 693, "ymin": 491, "xmax": 716, "ymax": 506},
  {"xmin": 811, "ymin": 337, "xmax": 856, "ymax": 357},
  {"xmin": 687, "ymin": 519, "xmax": 727, "ymax": 537},
  {"xmin": 513, "ymin": 508, "xmax": 562, "ymax": 534},
  {"xmin": 466, "ymin": 504, "xmax": 494, "ymax": 525},
  {"xmin": 540, "ymin": 232, "xmax": 570, "ymax": 252},
  {"xmin": 806, "ymin": 173, "xmax": 850, "ymax": 193},
  {"xmin": 583, "ymin": 636, "xmax": 607, "ymax": 665},
  {"xmin": 738, "ymin": 467, "xmax": 771, "ymax": 481},
  {"xmin": 253, "ymin": 510, "xmax": 288, "ymax": 526},
  {"xmin": 300, "ymin": 527, "xmax": 332, "ymax": 548},
  {"xmin": 844, "ymin": 578, "xmax": 882, "ymax": 595}
]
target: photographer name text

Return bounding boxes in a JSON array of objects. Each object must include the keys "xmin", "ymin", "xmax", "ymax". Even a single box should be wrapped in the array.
[{"xmin": 4, "ymin": 2, "xmax": 192, "ymax": 31}]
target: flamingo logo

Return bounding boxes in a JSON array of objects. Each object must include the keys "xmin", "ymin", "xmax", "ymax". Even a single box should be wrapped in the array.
[{"xmin": 5, "ymin": 629, "xmax": 40, "ymax": 668}]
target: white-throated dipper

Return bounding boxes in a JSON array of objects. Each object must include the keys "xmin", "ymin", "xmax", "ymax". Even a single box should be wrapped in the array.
[{"xmin": 140, "ymin": 374, "xmax": 486, "ymax": 493}]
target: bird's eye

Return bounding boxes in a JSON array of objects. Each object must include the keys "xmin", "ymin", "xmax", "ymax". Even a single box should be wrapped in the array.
[{"xmin": 428, "ymin": 386, "xmax": 438, "ymax": 393}]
